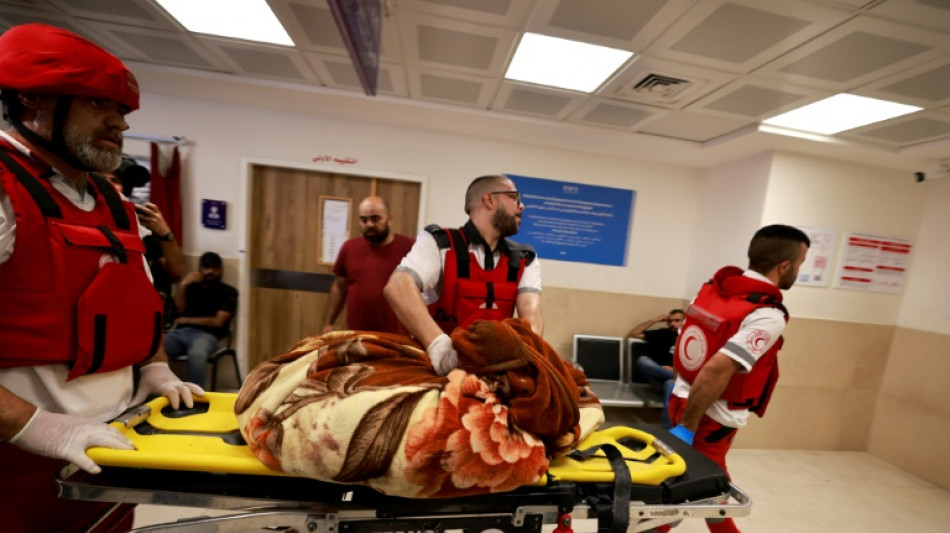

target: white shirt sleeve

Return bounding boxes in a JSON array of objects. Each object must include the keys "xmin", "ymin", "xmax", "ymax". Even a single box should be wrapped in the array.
[
  {"xmin": 0, "ymin": 188, "xmax": 14, "ymax": 264},
  {"xmin": 396, "ymin": 230, "xmax": 443, "ymax": 304},
  {"xmin": 518, "ymin": 254, "xmax": 542, "ymax": 293},
  {"xmin": 719, "ymin": 306, "xmax": 787, "ymax": 372}
]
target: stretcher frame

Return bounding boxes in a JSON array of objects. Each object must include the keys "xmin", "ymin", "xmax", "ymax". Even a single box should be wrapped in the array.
[{"xmin": 56, "ymin": 394, "xmax": 752, "ymax": 533}]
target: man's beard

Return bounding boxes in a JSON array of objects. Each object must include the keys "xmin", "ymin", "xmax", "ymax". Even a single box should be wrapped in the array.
[
  {"xmin": 363, "ymin": 224, "xmax": 391, "ymax": 244},
  {"xmin": 65, "ymin": 122, "xmax": 122, "ymax": 172},
  {"xmin": 778, "ymin": 266, "xmax": 797, "ymax": 290},
  {"xmin": 35, "ymin": 108, "xmax": 122, "ymax": 172},
  {"xmin": 491, "ymin": 208, "xmax": 519, "ymax": 237}
]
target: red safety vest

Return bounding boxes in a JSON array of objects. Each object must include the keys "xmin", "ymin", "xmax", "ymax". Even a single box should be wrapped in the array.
[
  {"xmin": 674, "ymin": 266, "xmax": 788, "ymax": 417},
  {"xmin": 426, "ymin": 225, "xmax": 532, "ymax": 334},
  {"xmin": 0, "ymin": 142, "xmax": 163, "ymax": 380}
]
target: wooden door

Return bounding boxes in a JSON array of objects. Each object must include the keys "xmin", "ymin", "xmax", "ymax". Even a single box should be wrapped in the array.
[{"xmin": 247, "ymin": 165, "xmax": 421, "ymax": 370}]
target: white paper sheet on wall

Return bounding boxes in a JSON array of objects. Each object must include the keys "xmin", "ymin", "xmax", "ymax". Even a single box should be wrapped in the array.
[
  {"xmin": 796, "ymin": 225, "xmax": 837, "ymax": 287},
  {"xmin": 834, "ymin": 232, "xmax": 912, "ymax": 293}
]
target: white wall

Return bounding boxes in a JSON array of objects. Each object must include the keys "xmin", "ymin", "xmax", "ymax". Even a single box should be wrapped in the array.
[
  {"xmin": 126, "ymin": 92, "xmax": 700, "ymax": 298},
  {"xmin": 764, "ymin": 152, "xmax": 929, "ymax": 325},
  {"xmin": 896, "ymin": 177, "xmax": 950, "ymax": 335},
  {"xmin": 685, "ymin": 153, "xmax": 772, "ymax": 294},
  {"xmin": 126, "ymin": 93, "xmax": 943, "ymax": 335}
]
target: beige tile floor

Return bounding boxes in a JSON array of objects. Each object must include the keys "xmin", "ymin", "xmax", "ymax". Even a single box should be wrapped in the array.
[{"xmin": 133, "ymin": 448, "xmax": 950, "ymax": 532}]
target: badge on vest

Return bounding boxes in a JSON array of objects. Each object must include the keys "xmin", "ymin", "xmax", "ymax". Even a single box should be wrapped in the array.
[{"xmin": 677, "ymin": 325, "xmax": 708, "ymax": 372}]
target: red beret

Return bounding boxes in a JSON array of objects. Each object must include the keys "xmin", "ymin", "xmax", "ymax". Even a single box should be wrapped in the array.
[{"xmin": 0, "ymin": 23, "xmax": 139, "ymax": 111}]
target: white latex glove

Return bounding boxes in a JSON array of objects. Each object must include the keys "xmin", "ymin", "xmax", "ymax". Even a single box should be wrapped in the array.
[
  {"xmin": 9, "ymin": 409, "xmax": 134, "ymax": 474},
  {"xmin": 427, "ymin": 333, "xmax": 459, "ymax": 376},
  {"xmin": 131, "ymin": 362, "xmax": 205, "ymax": 409}
]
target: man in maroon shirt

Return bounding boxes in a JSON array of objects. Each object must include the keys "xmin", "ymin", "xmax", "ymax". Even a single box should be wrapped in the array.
[{"xmin": 322, "ymin": 196, "xmax": 414, "ymax": 334}]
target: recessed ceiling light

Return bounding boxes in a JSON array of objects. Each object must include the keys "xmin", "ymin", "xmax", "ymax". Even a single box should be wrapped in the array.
[
  {"xmin": 762, "ymin": 93, "xmax": 921, "ymax": 135},
  {"xmin": 155, "ymin": 0, "xmax": 293, "ymax": 46},
  {"xmin": 505, "ymin": 32, "xmax": 633, "ymax": 93}
]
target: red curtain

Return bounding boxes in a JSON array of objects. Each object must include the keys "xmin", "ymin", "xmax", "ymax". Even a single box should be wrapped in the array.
[{"xmin": 149, "ymin": 142, "xmax": 183, "ymax": 247}]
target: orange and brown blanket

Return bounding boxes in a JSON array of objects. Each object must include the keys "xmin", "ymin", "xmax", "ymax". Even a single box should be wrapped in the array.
[{"xmin": 234, "ymin": 318, "xmax": 604, "ymax": 498}]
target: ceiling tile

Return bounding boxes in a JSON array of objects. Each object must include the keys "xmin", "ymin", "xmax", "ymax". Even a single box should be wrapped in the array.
[
  {"xmin": 672, "ymin": 3, "xmax": 810, "ymax": 64},
  {"xmin": 645, "ymin": 0, "xmax": 851, "ymax": 73},
  {"xmin": 270, "ymin": 0, "xmax": 403, "ymax": 62},
  {"xmin": 569, "ymin": 99, "xmax": 662, "ymax": 130},
  {"xmin": 757, "ymin": 15, "xmax": 949, "ymax": 90},
  {"xmin": 491, "ymin": 83, "xmax": 585, "ymax": 119},
  {"xmin": 417, "ymin": 25, "xmax": 497, "ymax": 70},
  {"xmin": 780, "ymin": 32, "xmax": 929, "ymax": 83},
  {"xmin": 528, "ymin": 0, "xmax": 694, "ymax": 50},
  {"xmin": 868, "ymin": 0, "xmax": 950, "ymax": 32},
  {"xmin": 0, "ymin": 4, "xmax": 95, "ymax": 38},
  {"xmin": 46, "ymin": 0, "xmax": 178, "ymax": 30},
  {"xmin": 638, "ymin": 110, "xmax": 751, "ymax": 142},
  {"xmin": 305, "ymin": 53, "xmax": 408, "ymax": 97},
  {"xmin": 857, "ymin": 57, "xmax": 950, "ymax": 108},
  {"xmin": 690, "ymin": 79, "xmax": 828, "ymax": 119},
  {"xmin": 407, "ymin": 69, "xmax": 496, "ymax": 107},
  {"xmin": 844, "ymin": 113, "xmax": 950, "ymax": 146},
  {"xmin": 397, "ymin": 0, "xmax": 532, "ymax": 27},
  {"xmin": 91, "ymin": 22, "xmax": 227, "ymax": 70},
  {"xmin": 398, "ymin": 12, "xmax": 516, "ymax": 75}
]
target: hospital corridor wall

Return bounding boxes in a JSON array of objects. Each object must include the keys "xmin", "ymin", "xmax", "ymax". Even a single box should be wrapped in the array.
[{"xmin": 126, "ymin": 91, "xmax": 950, "ymax": 491}]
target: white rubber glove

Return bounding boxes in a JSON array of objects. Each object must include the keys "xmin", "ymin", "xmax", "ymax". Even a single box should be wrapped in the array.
[
  {"xmin": 427, "ymin": 333, "xmax": 459, "ymax": 376},
  {"xmin": 131, "ymin": 362, "xmax": 205, "ymax": 410},
  {"xmin": 9, "ymin": 409, "xmax": 134, "ymax": 474}
]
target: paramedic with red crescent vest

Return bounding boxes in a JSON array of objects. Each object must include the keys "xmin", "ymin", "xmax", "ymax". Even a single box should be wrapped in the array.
[
  {"xmin": 665, "ymin": 224, "xmax": 809, "ymax": 533},
  {"xmin": 384, "ymin": 174, "xmax": 542, "ymax": 375},
  {"xmin": 0, "ymin": 23, "xmax": 204, "ymax": 532}
]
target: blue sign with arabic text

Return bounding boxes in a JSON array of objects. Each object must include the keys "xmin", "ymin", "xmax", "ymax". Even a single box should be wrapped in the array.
[{"xmin": 507, "ymin": 174, "xmax": 635, "ymax": 266}]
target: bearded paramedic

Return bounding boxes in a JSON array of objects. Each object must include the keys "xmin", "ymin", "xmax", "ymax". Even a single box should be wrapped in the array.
[{"xmin": 384, "ymin": 174, "xmax": 543, "ymax": 376}]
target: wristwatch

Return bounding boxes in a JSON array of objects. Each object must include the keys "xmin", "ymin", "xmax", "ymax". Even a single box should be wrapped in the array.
[{"xmin": 156, "ymin": 231, "xmax": 174, "ymax": 242}]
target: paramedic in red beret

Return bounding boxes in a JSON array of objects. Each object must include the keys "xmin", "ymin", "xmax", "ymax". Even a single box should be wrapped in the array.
[{"xmin": 0, "ymin": 23, "xmax": 203, "ymax": 531}]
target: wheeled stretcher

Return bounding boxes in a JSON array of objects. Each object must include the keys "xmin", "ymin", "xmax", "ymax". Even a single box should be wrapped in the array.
[{"xmin": 57, "ymin": 393, "xmax": 751, "ymax": 533}]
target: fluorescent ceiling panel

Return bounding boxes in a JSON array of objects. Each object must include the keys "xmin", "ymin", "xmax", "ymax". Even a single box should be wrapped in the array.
[
  {"xmin": 762, "ymin": 93, "xmax": 921, "ymax": 135},
  {"xmin": 155, "ymin": 0, "xmax": 293, "ymax": 46},
  {"xmin": 505, "ymin": 32, "xmax": 632, "ymax": 93}
]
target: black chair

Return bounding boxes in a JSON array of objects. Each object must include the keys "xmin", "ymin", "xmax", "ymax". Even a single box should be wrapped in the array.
[
  {"xmin": 168, "ymin": 326, "xmax": 243, "ymax": 391},
  {"xmin": 207, "ymin": 332, "xmax": 242, "ymax": 392}
]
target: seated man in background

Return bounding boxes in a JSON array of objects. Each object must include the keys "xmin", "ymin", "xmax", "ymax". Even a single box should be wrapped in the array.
[
  {"xmin": 627, "ymin": 309, "xmax": 685, "ymax": 428},
  {"xmin": 164, "ymin": 252, "xmax": 238, "ymax": 388}
]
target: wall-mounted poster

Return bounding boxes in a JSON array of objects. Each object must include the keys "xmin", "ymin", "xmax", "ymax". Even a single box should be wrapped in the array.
[
  {"xmin": 317, "ymin": 196, "xmax": 352, "ymax": 265},
  {"xmin": 506, "ymin": 174, "xmax": 635, "ymax": 266},
  {"xmin": 834, "ymin": 232, "xmax": 912, "ymax": 293},
  {"xmin": 201, "ymin": 199, "xmax": 227, "ymax": 230},
  {"xmin": 796, "ymin": 225, "xmax": 837, "ymax": 287}
]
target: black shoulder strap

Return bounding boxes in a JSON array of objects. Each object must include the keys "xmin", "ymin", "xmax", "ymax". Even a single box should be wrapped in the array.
[
  {"xmin": 446, "ymin": 228, "xmax": 469, "ymax": 279},
  {"xmin": 505, "ymin": 242, "xmax": 536, "ymax": 282},
  {"xmin": 425, "ymin": 224, "xmax": 470, "ymax": 279},
  {"xmin": 0, "ymin": 149, "xmax": 62, "ymax": 219},
  {"xmin": 424, "ymin": 224, "xmax": 451, "ymax": 248},
  {"xmin": 745, "ymin": 292, "xmax": 788, "ymax": 319},
  {"xmin": 89, "ymin": 173, "xmax": 131, "ymax": 230}
]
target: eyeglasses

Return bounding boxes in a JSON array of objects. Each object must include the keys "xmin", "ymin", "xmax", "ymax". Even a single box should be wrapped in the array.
[{"xmin": 489, "ymin": 190, "xmax": 521, "ymax": 203}]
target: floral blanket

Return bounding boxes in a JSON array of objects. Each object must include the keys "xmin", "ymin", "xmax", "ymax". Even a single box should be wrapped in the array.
[{"xmin": 234, "ymin": 318, "xmax": 604, "ymax": 498}]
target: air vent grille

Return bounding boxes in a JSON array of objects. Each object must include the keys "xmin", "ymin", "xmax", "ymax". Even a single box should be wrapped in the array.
[{"xmin": 631, "ymin": 73, "xmax": 693, "ymax": 101}]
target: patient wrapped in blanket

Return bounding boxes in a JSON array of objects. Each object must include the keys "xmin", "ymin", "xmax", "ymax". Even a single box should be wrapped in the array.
[{"xmin": 235, "ymin": 318, "xmax": 604, "ymax": 498}]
